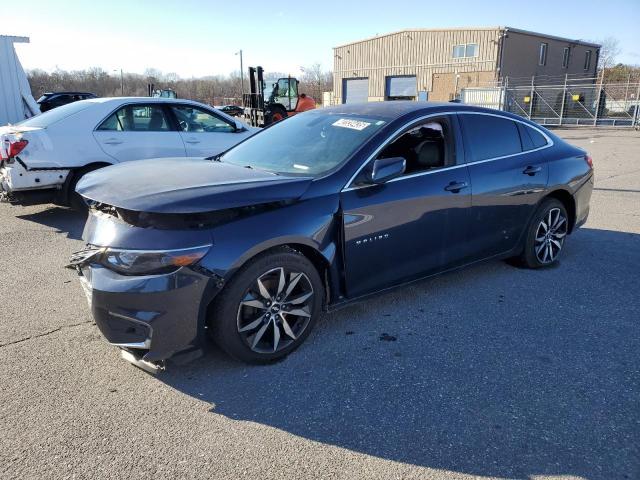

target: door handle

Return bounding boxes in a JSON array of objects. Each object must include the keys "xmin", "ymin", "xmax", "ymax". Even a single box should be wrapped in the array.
[
  {"xmin": 444, "ymin": 181, "xmax": 469, "ymax": 193},
  {"xmin": 184, "ymin": 138, "xmax": 201, "ymax": 144},
  {"xmin": 523, "ymin": 165, "xmax": 542, "ymax": 176},
  {"xmin": 103, "ymin": 138, "xmax": 123, "ymax": 145}
]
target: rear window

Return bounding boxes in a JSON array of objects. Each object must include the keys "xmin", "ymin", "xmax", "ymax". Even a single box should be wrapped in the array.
[
  {"xmin": 17, "ymin": 101, "xmax": 92, "ymax": 128},
  {"xmin": 460, "ymin": 114, "xmax": 522, "ymax": 161}
]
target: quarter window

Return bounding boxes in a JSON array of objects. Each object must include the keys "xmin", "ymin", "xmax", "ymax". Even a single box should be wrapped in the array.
[
  {"xmin": 98, "ymin": 104, "xmax": 171, "ymax": 132},
  {"xmin": 539, "ymin": 43, "xmax": 548, "ymax": 66},
  {"xmin": 170, "ymin": 105, "xmax": 235, "ymax": 133},
  {"xmin": 460, "ymin": 114, "xmax": 522, "ymax": 161},
  {"xmin": 584, "ymin": 50, "xmax": 592, "ymax": 70}
]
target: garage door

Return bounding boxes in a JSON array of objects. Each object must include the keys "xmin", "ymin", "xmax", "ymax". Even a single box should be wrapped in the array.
[
  {"xmin": 385, "ymin": 76, "xmax": 417, "ymax": 99},
  {"xmin": 343, "ymin": 78, "xmax": 369, "ymax": 104}
]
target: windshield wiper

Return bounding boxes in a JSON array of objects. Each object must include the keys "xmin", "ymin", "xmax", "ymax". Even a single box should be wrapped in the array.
[{"xmin": 206, "ymin": 152, "xmax": 224, "ymax": 162}]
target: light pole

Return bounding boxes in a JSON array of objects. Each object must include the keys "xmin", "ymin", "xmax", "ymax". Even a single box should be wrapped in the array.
[
  {"xmin": 113, "ymin": 69, "xmax": 124, "ymax": 95},
  {"xmin": 235, "ymin": 50, "xmax": 244, "ymax": 98}
]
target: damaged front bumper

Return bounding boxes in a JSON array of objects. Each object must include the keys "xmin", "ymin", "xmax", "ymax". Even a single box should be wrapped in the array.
[
  {"xmin": 77, "ymin": 262, "xmax": 220, "ymax": 366},
  {"xmin": 70, "ymin": 209, "xmax": 224, "ymax": 369}
]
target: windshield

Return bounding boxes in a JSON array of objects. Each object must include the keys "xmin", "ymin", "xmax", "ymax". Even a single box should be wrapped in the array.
[
  {"xmin": 17, "ymin": 101, "xmax": 93, "ymax": 128},
  {"xmin": 222, "ymin": 112, "xmax": 386, "ymax": 176}
]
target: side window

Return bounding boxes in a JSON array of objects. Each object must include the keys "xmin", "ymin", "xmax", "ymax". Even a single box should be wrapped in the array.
[
  {"xmin": 460, "ymin": 114, "xmax": 522, "ymax": 161},
  {"xmin": 97, "ymin": 104, "xmax": 170, "ymax": 132},
  {"xmin": 171, "ymin": 105, "xmax": 235, "ymax": 133},
  {"xmin": 377, "ymin": 117, "xmax": 453, "ymax": 175}
]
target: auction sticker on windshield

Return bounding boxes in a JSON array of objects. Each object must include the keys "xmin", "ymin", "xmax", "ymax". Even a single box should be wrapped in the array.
[{"xmin": 332, "ymin": 118, "xmax": 371, "ymax": 131}]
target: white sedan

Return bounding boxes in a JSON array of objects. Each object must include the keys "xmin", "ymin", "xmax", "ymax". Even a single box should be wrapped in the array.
[{"xmin": 0, "ymin": 97, "xmax": 258, "ymax": 209}]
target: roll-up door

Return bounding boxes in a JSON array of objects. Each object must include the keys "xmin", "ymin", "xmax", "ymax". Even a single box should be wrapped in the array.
[{"xmin": 343, "ymin": 78, "xmax": 369, "ymax": 104}]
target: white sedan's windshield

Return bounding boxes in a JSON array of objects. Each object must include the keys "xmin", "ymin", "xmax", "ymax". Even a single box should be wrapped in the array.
[{"xmin": 222, "ymin": 112, "xmax": 386, "ymax": 176}]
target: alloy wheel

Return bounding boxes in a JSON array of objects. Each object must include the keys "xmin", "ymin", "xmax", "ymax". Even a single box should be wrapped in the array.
[
  {"xmin": 534, "ymin": 207, "xmax": 567, "ymax": 264},
  {"xmin": 236, "ymin": 267, "xmax": 314, "ymax": 354}
]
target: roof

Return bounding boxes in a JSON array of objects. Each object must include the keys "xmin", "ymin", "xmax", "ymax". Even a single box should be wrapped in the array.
[
  {"xmin": 334, "ymin": 26, "xmax": 600, "ymax": 49},
  {"xmin": 319, "ymin": 101, "xmax": 525, "ymax": 122}
]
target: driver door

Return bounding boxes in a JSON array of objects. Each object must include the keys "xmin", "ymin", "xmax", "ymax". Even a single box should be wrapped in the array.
[
  {"xmin": 340, "ymin": 115, "xmax": 471, "ymax": 298},
  {"xmin": 169, "ymin": 104, "xmax": 248, "ymax": 157}
]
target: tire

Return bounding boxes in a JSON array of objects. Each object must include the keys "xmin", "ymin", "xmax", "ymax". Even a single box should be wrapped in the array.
[
  {"xmin": 68, "ymin": 164, "xmax": 108, "ymax": 212},
  {"xmin": 209, "ymin": 247, "xmax": 324, "ymax": 364},
  {"xmin": 264, "ymin": 105, "xmax": 288, "ymax": 126},
  {"xmin": 518, "ymin": 198, "xmax": 569, "ymax": 268}
]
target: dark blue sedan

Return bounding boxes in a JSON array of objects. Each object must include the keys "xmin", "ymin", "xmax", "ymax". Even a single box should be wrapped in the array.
[{"xmin": 70, "ymin": 102, "xmax": 593, "ymax": 370}]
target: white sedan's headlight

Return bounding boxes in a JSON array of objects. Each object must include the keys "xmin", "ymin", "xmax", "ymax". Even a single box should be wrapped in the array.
[{"xmin": 98, "ymin": 245, "xmax": 211, "ymax": 275}]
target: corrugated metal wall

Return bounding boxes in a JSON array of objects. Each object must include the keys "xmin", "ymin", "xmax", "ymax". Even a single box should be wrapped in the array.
[
  {"xmin": 0, "ymin": 36, "xmax": 39, "ymax": 125},
  {"xmin": 333, "ymin": 28, "xmax": 501, "ymax": 102}
]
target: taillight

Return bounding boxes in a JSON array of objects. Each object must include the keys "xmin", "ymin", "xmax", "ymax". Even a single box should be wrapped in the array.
[
  {"xmin": 8, "ymin": 140, "xmax": 28, "ymax": 158},
  {"xmin": 584, "ymin": 154, "xmax": 593, "ymax": 169}
]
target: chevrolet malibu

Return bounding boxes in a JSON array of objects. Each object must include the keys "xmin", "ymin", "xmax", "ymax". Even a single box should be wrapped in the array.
[{"xmin": 69, "ymin": 102, "xmax": 593, "ymax": 370}]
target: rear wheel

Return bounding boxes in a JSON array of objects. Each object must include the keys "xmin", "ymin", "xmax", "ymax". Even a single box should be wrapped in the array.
[
  {"xmin": 210, "ymin": 248, "xmax": 324, "ymax": 364},
  {"xmin": 519, "ymin": 198, "xmax": 569, "ymax": 268},
  {"xmin": 68, "ymin": 164, "xmax": 108, "ymax": 212}
]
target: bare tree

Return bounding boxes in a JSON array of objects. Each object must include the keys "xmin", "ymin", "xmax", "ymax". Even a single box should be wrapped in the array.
[{"xmin": 598, "ymin": 36, "xmax": 621, "ymax": 70}]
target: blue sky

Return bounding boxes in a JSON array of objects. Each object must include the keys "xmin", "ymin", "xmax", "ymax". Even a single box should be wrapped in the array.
[{"xmin": 3, "ymin": 0, "xmax": 638, "ymax": 77}]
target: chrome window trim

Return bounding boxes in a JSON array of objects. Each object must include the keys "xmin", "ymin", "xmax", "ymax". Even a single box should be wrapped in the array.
[{"xmin": 341, "ymin": 110, "xmax": 554, "ymax": 192}]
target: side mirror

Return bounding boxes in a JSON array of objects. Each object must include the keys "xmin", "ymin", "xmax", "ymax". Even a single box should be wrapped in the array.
[
  {"xmin": 368, "ymin": 157, "xmax": 406, "ymax": 184},
  {"xmin": 234, "ymin": 119, "xmax": 246, "ymax": 132}
]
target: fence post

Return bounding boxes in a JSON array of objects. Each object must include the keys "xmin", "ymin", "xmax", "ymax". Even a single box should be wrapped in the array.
[
  {"xmin": 529, "ymin": 76, "xmax": 534, "ymax": 120},
  {"xmin": 559, "ymin": 74, "xmax": 567, "ymax": 126},
  {"xmin": 633, "ymin": 81, "xmax": 640, "ymax": 128},
  {"xmin": 594, "ymin": 68, "xmax": 605, "ymax": 126},
  {"xmin": 501, "ymin": 76, "xmax": 509, "ymax": 111}
]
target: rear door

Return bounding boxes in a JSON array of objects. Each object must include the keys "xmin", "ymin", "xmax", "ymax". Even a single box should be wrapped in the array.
[
  {"xmin": 458, "ymin": 113, "xmax": 549, "ymax": 258},
  {"xmin": 168, "ymin": 104, "xmax": 252, "ymax": 157},
  {"xmin": 93, "ymin": 103, "xmax": 186, "ymax": 162}
]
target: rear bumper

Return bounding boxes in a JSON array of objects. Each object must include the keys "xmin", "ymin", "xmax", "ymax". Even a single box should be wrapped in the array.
[
  {"xmin": 79, "ymin": 264, "xmax": 221, "ymax": 363},
  {"xmin": 0, "ymin": 161, "xmax": 69, "ymax": 204},
  {"xmin": 573, "ymin": 172, "xmax": 594, "ymax": 230}
]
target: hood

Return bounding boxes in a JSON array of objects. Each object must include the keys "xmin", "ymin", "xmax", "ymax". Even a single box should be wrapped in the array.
[{"xmin": 76, "ymin": 158, "xmax": 313, "ymax": 214}]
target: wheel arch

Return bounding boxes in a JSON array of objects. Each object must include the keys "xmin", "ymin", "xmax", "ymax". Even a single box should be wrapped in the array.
[
  {"xmin": 543, "ymin": 189, "xmax": 577, "ymax": 233},
  {"xmin": 220, "ymin": 237, "xmax": 338, "ymax": 306},
  {"xmin": 60, "ymin": 161, "xmax": 113, "ymax": 204}
]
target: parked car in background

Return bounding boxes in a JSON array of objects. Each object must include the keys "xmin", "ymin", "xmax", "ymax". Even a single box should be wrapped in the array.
[
  {"xmin": 37, "ymin": 92, "xmax": 97, "ymax": 112},
  {"xmin": 0, "ymin": 97, "xmax": 259, "ymax": 209},
  {"xmin": 69, "ymin": 102, "xmax": 593, "ymax": 371},
  {"xmin": 217, "ymin": 105, "xmax": 244, "ymax": 117}
]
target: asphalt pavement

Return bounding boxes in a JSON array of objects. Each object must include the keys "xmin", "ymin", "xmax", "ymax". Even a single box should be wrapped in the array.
[{"xmin": 1, "ymin": 128, "xmax": 638, "ymax": 480}]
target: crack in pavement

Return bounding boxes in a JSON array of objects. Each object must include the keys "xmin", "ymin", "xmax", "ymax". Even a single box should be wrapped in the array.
[{"xmin": 0, "ymin": 320, "xmax": 94, "ymax": 348}]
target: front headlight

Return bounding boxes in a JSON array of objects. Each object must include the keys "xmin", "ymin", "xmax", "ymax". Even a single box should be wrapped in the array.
[{"xmin": 98, "ymin": 245, "xmax": 211, "ymax": 275}]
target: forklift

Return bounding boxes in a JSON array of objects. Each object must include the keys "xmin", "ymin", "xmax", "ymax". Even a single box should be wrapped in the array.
[{"xmin": 242, "ymin": 66, "xmax": 315, "ymax": 127}]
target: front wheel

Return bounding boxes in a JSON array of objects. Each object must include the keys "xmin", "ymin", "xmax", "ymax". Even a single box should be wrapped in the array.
[
  {"xmin": 209, "ymin": 248, "xmax": 324, "ymax": 364},
  {"xmin": 519, "ymin": 198, "xmax": 569, "ymax": 268}
]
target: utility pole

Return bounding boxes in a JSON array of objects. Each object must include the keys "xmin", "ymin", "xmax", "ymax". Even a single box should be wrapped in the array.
[
  {"xmin": 120, "ymin": 69, "xmax": 124, "ymax": 96},
  {"xmin": 236, "ymin": 50, "xmax": 244, "ymax": 98}
]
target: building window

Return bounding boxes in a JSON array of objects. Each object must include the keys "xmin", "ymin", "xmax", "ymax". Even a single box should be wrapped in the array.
[
  {"xmin": 584, "ymin": 50, "xmax": 592, "ymax": 70},
  {"xmin": 452, "ymin": 43, "xmax": 478, "ymax": 58},
  {"xmin": 539, "ymin": 43, "xmax": 548, "ymax": 66},
  {"xmin": 465, "ymin": 43, "xmax": 478, "ymax": 57},
  {"xmin": 562, "ymin": 47, "xmax": 570, "ymax": 68}
]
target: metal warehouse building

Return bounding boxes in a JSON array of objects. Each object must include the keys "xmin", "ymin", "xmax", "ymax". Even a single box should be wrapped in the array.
[{"xmin": 333, "ymin": 27, "xmax": 600, "ymax": 104}]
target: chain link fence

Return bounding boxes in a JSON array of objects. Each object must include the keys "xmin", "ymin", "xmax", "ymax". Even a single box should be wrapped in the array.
[{"xmin": 461, "ymin": 74, "xmax": 640, "ymax": 127}]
